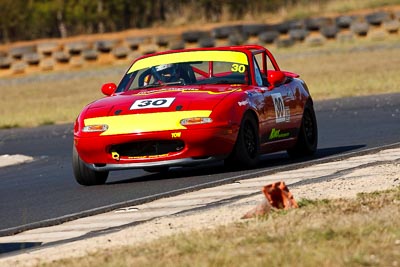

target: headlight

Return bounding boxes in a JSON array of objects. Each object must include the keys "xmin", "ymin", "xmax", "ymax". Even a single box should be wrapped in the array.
[
  {"xmin": 82, "ymin": 124, "xmax": 109, "ymax": 132},
  {"xmin": 180, "ymin": 117, "xmax": 212, "ymax": 126}
]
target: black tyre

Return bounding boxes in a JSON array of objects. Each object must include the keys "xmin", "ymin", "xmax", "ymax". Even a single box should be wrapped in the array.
[
  {"xmin": 276, "ymin": 21, "xmax": 290, "ymax": 34},
  {"xmin": 305, "ymin": 17, "xmax": 331, "ymax": 31},
  {"xmin": 275, "ymin": 37, "xmax": 295, "ymax": 48},
  {"xmin": 182, "ymin": 30, "xmax": 208, "ymax": 43},
  {"xmin": 288, "ymin": 29, "xmax": 309, "ymax": 41},
  {"xmin": 335, "ymin": 15, "xmax": 353, "ymax": 29},
  {"xmin": 169, "ymin": 40, "xmax": 185, "ymax": 50},
  {"xmin": 94, "ymin": 39, "xmax": 117, "ymax": 53},
  {"xmin": 225, "ymin": 113, "xmax": 260, "ymax": 168},
  {"xmin": 72, "ymin": 146, "xmax": 108, "ymax": 186},
  {"xmin": 242, "ymin": 23, "xmax": 270, "ymax": 36},
  {"xmin": 320, "ymin": 25, "xmax": 339, "ymax": 39},
  {"xmin": 365, "ymin": 11, "xmax": 390, "ymax": 26},
  {"xmin": 287, "ymin": 101, "xmax": 318, "ymax": 158},
  {"xmin": 350, "ymin": 21, "xmax": 369, "ymax": 36},
  {"xmin": 228, "ymin": 32, "xmax": 248, "ymax": 45},
  {"xmin": 111, "ymin": 46, "xmax": 129, "ymax": 59},
  {"xmin": 212, "ymin": 25, "xmax": 241, "ymax": 39},
  {"xmin": 258, "ymin": 31, "xmax": 280, "ymax": 44},
  {"xmin": 82, "ymin": 49, "xmax": 98, "ymax": 61},
  {"xmin": 198, "ymin": 37, "xmax": 215, "ymax": 48}
]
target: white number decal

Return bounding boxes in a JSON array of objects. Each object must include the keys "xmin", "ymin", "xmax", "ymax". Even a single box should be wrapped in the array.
[
  {"xmin": 130, "ymin": 97, "xmax": 175, "ymax": 110},
  {"xmin": 271, "ymin": 93, "xmax": 290, "ymax": 123}
]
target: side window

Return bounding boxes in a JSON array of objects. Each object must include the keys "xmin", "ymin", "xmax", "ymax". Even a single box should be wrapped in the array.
[
  {"xmin": 192, "ymin": 61, "xmax": 209, "ymax": 80},
  {"xmin": 254, "ymin": 53, "xmax": 265, "ymax": 73},
  {"xmin": 253, "ymin": 58, "xmax": 263, "ymax": 86}
]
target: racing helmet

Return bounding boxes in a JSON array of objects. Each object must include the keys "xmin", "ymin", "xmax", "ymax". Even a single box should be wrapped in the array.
[{"xmin": 155, "ymin": 63, "xmax": 179, "ymax": 82}]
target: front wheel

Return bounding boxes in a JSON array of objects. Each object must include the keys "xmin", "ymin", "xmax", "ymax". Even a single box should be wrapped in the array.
[
  {"xmin": 287, "ymin": 101, "xmax": 318, "ymax": 158},
  {"xmin": 72, "ymin": 146, "xmax": 109, "ymax": 186},
  {"xmin": 225, "ymin": 113, "xmax": 260, "ymax": 168}
]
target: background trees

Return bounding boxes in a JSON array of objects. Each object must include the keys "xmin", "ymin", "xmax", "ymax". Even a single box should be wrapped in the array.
[{"xmin": 0, "ymin": 0, "xmax": 307, "ymax": 43}]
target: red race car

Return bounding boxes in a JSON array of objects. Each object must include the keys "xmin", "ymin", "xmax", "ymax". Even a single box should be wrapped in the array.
[{"xmin": 73, "ymin": 45, "xmax": 317, "ymax": 185}]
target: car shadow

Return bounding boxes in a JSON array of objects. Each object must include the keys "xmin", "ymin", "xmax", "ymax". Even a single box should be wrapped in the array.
[
  {"xmin": 0, "ymin": 242, "xmax": 42, "ymax": 255},
  {"xmin": 107, "ymin": 144, "xmax": 366, "ymax": 185}
]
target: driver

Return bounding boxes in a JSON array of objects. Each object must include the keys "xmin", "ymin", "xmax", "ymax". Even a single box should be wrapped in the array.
[{"xmin": 154, "ymin": 64, "xmax": 181, "ymax": 83}]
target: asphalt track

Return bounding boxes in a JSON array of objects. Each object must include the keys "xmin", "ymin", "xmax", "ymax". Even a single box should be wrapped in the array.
[{"xmin": 0, "ymin": 93, "xmax": 399, "ymax": 236}]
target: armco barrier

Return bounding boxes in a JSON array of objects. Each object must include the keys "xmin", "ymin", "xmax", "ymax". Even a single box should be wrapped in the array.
[{"xmin": 0, "ymin": 8, "xmax": 399, "ymax": 77}]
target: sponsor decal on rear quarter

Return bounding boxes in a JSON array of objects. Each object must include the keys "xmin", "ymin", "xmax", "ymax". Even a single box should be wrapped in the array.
[{"xmin": 271, "ymin": 93, "xmax": 290, "ymax": 123}]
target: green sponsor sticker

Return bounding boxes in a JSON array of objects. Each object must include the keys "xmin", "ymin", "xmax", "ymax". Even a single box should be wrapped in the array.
[{"xmin": 269, "ymin": 128, "xmax": 290, "ymax": 140}]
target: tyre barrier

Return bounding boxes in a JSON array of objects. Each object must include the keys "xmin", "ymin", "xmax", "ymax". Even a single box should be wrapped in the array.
[
  {"xmin": 82, "ymin": 49, "xmax": 98, "ymax": 61},
  {"xmin": 198, "ymin": 36, "xmax": 216, "ymax": 48},
  {"xmin": 65, "ymin": 41, "xmax": 89, "ymax": 55},
  {"xmin": 53, "ymin": 51, "xmax": 70, "ymax": 63},
  {"xmin": 39, "ymin": 58, "xmax": 55, "ymax": 71},
  {"xmin": 212, "ymin": 25, "xmax": 242, "ymax": 39},
  {"xmin": 287, "ymin": 19, "xmax": 305, "ymax": 30},
  {"xmin": 305, "ymin": 17, "xmax": 332, "ymax": 31},
  {"xmin": 155, "ymin": 34, "xmax": 180, "ymax": 47},
  {"xmin": 336, "ymin": 32, "xmax": 355, "ymax": 43},
  {"xmin": 288, "ymin": 28, "xmax": 309, "ymax": 41},
  {"xmin": 336, "ymin": 15, "xmax": 354, "ymax": 29},
  {"xmin": 350, "ymin": 21, "xmax": 370, "ymax": 36},
  {"xmin": 228, "ymin": 31, "xmax": 248, "ymax": 45},
  {"xmin": 111, "ymin": 46, "xmax": 129, "ymax": 59},
  {"xmin": 168, "ymin": 40, "xmax": 185, "ymax": 50},
  {"xmin": 275, "ymin": 37, "xmax": 295, "ymax": 48},
  {"xmin": 125, "ymin": 36, "xmax": 150, "ymax": 50},
  {"xmin": 1, "ymin": 8, "xmax": 399, "ymax": 76},
  {"xmin": 258, "ymin": 31, "xmax": 280, "ymax": 44},
  {"xmin": 320, "ymin": 25, "xmax": 339, "ymax": 39},
  {"xmin": 37, "ymin": 42, "xmax": 58, "ymax": 56},
  {"xmin": 0, "ymin": 56, "xmax": 12, "ymax": 69},
  {"xmin": 242, "ymin": 23, "xmax": 272, "ymax": 36},
  {"xmin": 22, "ymin": 52, "xmax": 41, "ymax": 65},
  {"xmin": 305, "ymin": 34, "xmax": 327, "ymax": 47},
  {"xmin": 383, "ymin": 20, "xmax": 400, "ymax": 33},
  {"xmin": 9, "ymin": 45, "xmax": 36, "ymax": 59},
  {"xmin": 182, "ymin": 30, "xmax": 209, "ymax": 43},
  {"xmin": 365, "ymin": 11, "xmax": 390, "ymax": 26},
  {"xmin": 274, "ymin": 21, "xmax": 291, "ymax": 34},
  {"xmin": 95, "ymin": 39, "xmax": 117, "ymax": 53}
]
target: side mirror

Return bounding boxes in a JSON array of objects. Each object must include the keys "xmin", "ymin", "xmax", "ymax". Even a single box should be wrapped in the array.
[
  {"xmin": 101, "ymin": 83, "xmax": 117, "ymax": 96},
  {"xmin": 267, "ymin": 70, "xmax": 286, "ymax": 89}
]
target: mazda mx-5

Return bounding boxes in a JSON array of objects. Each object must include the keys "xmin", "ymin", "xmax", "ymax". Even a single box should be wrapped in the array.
[{"xmin": 73, "ymin": 45, "xmax": 317, "ymax": 185}]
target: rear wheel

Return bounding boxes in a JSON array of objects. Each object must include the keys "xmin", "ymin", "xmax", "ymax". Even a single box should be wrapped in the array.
[
  {"xmin": 287, "ymin": 101, "xmax": 318, "ymax": 158},
  {"xmin": 225, "ymin": 113, "xmax": 260, "ymax": 168},
  {"xmin": 72, "ymin": 146, "xmax": 109, "ymax": 186}
]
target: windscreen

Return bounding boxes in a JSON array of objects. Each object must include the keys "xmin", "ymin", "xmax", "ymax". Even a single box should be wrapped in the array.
[{"xmin": 116, "ymin": 50, "xmax": 250, "ymax": 92}]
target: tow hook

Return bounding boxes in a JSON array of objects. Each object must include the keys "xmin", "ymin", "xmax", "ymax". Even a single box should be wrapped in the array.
[{"xmin": 111, "ymin": 151, "xmax": 120, "ymax": 161}]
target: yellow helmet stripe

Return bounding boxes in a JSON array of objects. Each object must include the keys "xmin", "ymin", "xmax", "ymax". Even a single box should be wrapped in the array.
[{"xmin": 84, "ymin": 110, "xmax": 212, "ymax": 136}]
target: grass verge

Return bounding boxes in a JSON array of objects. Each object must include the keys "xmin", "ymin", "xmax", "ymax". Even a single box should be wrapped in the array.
[{"xmin": 42, "ymin": 187, "xmax": 400, "ymax": 267}]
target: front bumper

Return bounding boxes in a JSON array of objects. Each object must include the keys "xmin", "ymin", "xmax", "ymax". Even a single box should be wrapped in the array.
[
  {"xmin": 74, "ymin": 126, "xmax": 238, "ymax": 170},
  {"xmin": 84, "ymin": 156, "xmax": 224, "ymax": 171}
]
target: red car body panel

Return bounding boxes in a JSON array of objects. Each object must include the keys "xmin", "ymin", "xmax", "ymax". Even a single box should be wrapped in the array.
[{"xmin": 74, "ymin": 45, "xmax": 313, "ymax": 171}]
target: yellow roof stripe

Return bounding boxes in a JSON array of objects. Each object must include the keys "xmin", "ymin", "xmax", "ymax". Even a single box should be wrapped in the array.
[
  {"xmin": 84, "ymin": 110, "xmax": 212, "ymax": 136},
  {"xmin": 128, "ymin": 51, "xmax": 248, "ymax": 73}
]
